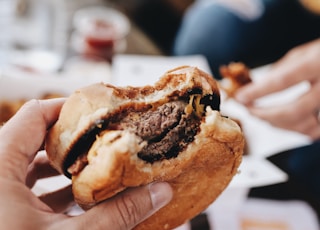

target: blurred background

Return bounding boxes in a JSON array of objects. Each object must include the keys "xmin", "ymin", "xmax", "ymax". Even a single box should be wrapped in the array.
[
  {"xmin": 0, "ymin": 0, "xmax": 193, "ymax": 73},
  {"xmin": 1, "ymin": 1, "xmax": 320, "ymax": 229}
]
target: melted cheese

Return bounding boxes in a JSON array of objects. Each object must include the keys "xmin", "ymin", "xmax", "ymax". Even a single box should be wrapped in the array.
[{"xmin": 184, "ymin": 95, "xmax": 205, "ymax": 118}]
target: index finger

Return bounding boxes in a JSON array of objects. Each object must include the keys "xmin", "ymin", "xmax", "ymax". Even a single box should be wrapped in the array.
[
  {"xmin": 236, "ymin": 58, "xmax": 309, "ymax": 104},
  {"xmin": 0, "ymin": 98, "xmax": 65, "ymax": 183}
]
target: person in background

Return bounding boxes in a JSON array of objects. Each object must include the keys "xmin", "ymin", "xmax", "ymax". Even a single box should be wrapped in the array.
[
  {"xmin": 173, "ymin": 0, "xmax": 320, "ymax": 214},
  {"xmin": 236, "ymin": 38, "xmax": 320, "ymax": 141},
  {"xmin": 235, "ymin": 37, "xmax": 320, "ymax": 202},
  {"xmin": 0, "ymin": 99, "xmax": 173, "ymax": 229},
  {"xmin": 173, "ymin": 0, "xmax": 320, "ymax": 79}
]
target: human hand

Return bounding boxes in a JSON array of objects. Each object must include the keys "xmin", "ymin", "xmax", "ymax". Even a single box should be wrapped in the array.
[
  {"xmin": 235, "ymin": 39, "xmax": 320, "ymax": 140},
  {"xmin": 0, "ymin": 99, "xmax": 173, "ymax": 229}
]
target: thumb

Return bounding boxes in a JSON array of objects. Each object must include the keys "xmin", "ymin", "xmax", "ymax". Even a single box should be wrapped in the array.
[{"xmin": 71, "ymin": 182, "xmax": 173, "ymax": 230}]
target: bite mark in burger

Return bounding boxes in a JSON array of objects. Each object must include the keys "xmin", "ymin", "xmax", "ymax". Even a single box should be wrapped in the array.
[
  {"xmin": 66, "ymin": 88, "xmax": 220, "ymax": 177},
  {"xmin": 45, "ymin": 66, "xmax": 244, "ymax": 230}
]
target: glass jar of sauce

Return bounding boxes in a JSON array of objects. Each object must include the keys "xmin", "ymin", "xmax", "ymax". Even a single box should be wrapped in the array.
[{"xmin": 71, "ymin": 6, "xmax": 130, "ymax": 63}]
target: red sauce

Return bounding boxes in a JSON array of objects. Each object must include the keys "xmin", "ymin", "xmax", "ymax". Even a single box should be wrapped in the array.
[{"xmin": 83, "ymin": 19, "xmax": 117, "ymax": 62}]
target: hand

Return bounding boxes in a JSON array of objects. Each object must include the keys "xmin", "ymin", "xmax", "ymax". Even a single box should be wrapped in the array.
[
  {"xmin": 0, "ymin": 99, "xmax": 173, "ymax": 229},
  {"xmin": 235, "ymin": 39, "xmax": 320, "ymax": 140}
]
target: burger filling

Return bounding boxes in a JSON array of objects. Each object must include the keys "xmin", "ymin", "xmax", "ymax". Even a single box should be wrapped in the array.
[
  {"xmin": 115, "ymin": 100, "xmax": 199, "ymax": 163},
  {"xmin": 66, "ymin": 92, "xmax": 220, "ymax": 177}
]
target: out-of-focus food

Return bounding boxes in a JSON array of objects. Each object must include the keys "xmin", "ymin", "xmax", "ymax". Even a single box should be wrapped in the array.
[
  {"xmin": 219, "ymin": 62, "xmax": 252, "ymax": 98},
  {"xmin": 0, "ymin": 92, "xmax": 64, "ymax": 124},
  {"xmin": 0, "ymin": 100, "xmax": 25, "ymax": 124}
]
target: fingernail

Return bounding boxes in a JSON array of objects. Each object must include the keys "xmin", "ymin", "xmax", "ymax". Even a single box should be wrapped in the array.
[{"xmin": 149, "ymin": 182, "xmax": 173, "ymax": 210}]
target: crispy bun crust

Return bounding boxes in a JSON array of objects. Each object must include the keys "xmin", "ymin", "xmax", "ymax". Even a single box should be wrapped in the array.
[{"xmin": 45, "ymin": 66, "xmax": 244, "ymax": 230}]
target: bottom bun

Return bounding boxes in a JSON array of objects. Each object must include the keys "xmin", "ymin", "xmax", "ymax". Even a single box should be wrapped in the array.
[{"xmin": 72, "ymin": 108, "xmax": 244, "ymax": 230}]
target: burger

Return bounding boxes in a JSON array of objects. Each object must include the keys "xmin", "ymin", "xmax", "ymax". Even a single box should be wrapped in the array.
[
  {"xmin": 219, "ymin": 62, "xmax": 252, "ymax": 98},
  {"xmin": 45, "ymin": 66, "xmax": 244, "ymax": 230}
]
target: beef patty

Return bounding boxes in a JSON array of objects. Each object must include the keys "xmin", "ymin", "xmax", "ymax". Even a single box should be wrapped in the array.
[{"xmin": 117, "ymin": 101, "xmax": 200, "ymax": 163}]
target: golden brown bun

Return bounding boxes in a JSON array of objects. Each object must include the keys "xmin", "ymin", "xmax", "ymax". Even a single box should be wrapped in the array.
[
  {"xmin": 45, "ymin": 66, "xmax": 244, "ymax": 230},
  {"xmin": 219, "ymin": 62, "xmax": 251, "ymax": 98}
]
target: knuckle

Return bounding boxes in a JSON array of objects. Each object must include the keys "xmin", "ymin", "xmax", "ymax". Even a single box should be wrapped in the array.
[
  {"xmin": 24, "ymin": 99, "xmax": 40, "ymax": 108},
  {"xmin": 20, "ymin": 99, "xmax": 41, "ymax": 113},
  {"xmin": 115, "ymin": 193, "xmax": 143, "ymax": 229}
]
